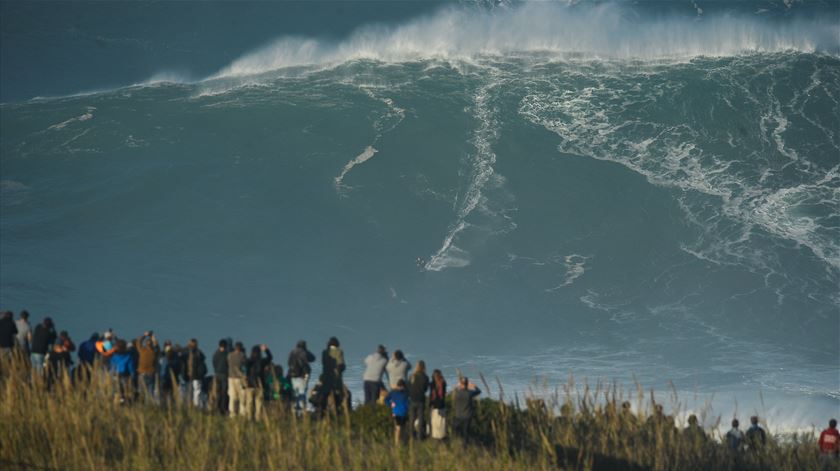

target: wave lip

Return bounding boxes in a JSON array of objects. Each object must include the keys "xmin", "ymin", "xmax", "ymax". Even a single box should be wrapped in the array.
[{"xmin": 210, "ymin": 3, "xmax": 837, "ymax": 80}]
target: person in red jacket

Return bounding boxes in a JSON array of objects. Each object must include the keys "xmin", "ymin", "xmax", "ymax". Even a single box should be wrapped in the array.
[{"xmin": 819, "ymin": 419, "xmax": 839, "ymax": 469}]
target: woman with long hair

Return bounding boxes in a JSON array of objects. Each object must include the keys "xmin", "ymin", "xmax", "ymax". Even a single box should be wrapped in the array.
[{"xmin": 429, "ymin": 369, "xmax": 447, "ymax": 439}]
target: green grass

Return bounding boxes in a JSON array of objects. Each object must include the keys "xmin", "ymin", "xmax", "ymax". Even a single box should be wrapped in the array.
[{"xmin": 0, "ymin": 355, "xmax": 825, "ymax": 470}]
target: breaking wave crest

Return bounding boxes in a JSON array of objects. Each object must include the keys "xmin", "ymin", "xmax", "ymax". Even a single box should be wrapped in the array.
[{"xmin": 211, "ymin": 3, "xmax": 838, "ymax": 80}]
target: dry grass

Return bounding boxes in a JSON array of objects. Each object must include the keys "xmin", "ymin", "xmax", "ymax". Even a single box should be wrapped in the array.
[{"xmin": 0, "ymin": 354, "xmax": 823, "ymax": 471}]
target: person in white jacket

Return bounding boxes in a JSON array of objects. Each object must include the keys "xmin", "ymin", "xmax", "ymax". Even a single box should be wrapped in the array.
[{"xmin": 362, "ymin": 345, "xmax": 388, "ymax": 405}]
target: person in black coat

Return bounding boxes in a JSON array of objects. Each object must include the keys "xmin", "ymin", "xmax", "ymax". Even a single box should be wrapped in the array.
[
  {"xmin": 211, "ymin": 339, "xmax": 229, "ymax": 414},
  {"xmin": 180, "ymin": 339, "xmax": 207, "ymax": 408},
  {"xmin": 0, "ymin": 311, "xmax": 18, "ymax": 358},
  {"xmin": 409, "ymin": 360, "xmax": 430, "ymax": 439},
  {"xmin": 288, "ymin": 340, "xmax": 316, "ymax": 414},
  {"xmin": 30, "ymin": 317, "xmax": 57, "ymax": 373},
  {"xmin": 243, "ymin": 344, "xmax": 272, "ymax": 420}
]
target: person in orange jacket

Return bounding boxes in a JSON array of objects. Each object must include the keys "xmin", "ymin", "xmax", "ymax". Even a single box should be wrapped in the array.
[{"xmin": 95, "ymin": 331, "xmax": 118, "ymax": 363}]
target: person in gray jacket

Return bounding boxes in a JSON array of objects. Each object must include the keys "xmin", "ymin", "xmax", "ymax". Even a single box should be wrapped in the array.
[
  {"xmin": 452, "ymin": 376, "xmax": 481, "ymax": 442},
  {"xmin": 363, "ymin": 345, "xmax": 388, "ymax": 405},
  {"xmin": 386, "ymin": 350, "xmax": 411, "ymax": 390}
]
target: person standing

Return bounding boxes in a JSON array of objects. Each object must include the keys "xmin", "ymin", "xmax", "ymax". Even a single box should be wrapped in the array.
[
  {"xmin": 110, "ymin": 340, "xmax": 136, "ymax": 403},
  {"xmin": 384, "ymin": 379, "xmax": 410, "ymax": 446},
  {"xmin": 288, "ymin": 340, "xmax": 316, "ymax": 414},
  {"xmin": 46, "ymin": 341, "xmax": 72, "ymax": 390},
  {"xmin": 386, "ymin": 350, "xmax": 411, "ymax": 390},
  {"xmin": 452, "ymin": 376, "xmax": 481, "ymax": 442},
  {"xmin": 160, "ymin": 345, "xmax": 182, "ymax": 406},
  {"xmin": 14, "ymin": 310, "xmax": 31, "ymax": 355},
  {"xmin": 321, "ymin": 337, "xmax": 346, "ymax": 411},
  {"xmin": 725, "ymin": 419, "xmax": 745, "ymax": 452},
  {"xmin": 363, "ymin": 345, "xmax": 388, "ymax": 405},
  {"xmin": 408, "ymin": 360, "xmax": 430, "ymax": 439},
  {"xmin": 429, "ymin": 369, "xmax": 447, "ymax": 440},
  {"xmin": 745, "ymin": 416, "xmax": 767, "ymax": 452},
  {"xmin": 244, "ymin": 344, "xmax": 272, "ymax": 420},
  {"xmin": 77, "ymin": 333, "xmax": 100, "ymax": 369},
  {"xmin": 57, "ymin": 330, "xmax": 75, "ymax": 352},
  {"xmin": 95, "ymin": 331, "xmax": 118, "ymax": 366},
  {"xmin": 819, "ymin": 419, "xmax": 839, "ymax": 470},
  {"xmin": 682, "ymin": 414, "xmax": 708, "ymax": 450},
  {"xmin": 227, "ymin": 342, "xmax": 247, "ymax": 418},
  {"xmin": 212, "ymin": 339, "xmax": 229, "ymax": 415},
  {"xmin": 0, "ymin": 311, "xmax": 18, "ymax": 359},
  {"xmin": 181, "ymin": 339, "xmax": 207, "ymax": 408},
  {"xmin": 30, "ymin": 317, "xmax": 56, "ymax": 373},
  {"xmin": 135, "ymin": 332, "xmax": 159, "ymax": 401}
]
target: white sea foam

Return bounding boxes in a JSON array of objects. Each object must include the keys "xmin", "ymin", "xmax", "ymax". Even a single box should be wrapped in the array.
[
  {"xmin": 546, "ymin": 254, "xmax": 589, "ymax": 292},
  {"xmin": 334, "ymin": 85, "xmax": 406, "ymax": 193},
  {"xmin": 334, "ymin": 145, "xmax": 378, "ymax": 189},
  {"xmin": 48, "ymin": 107, "xmax": 95, "ymax": 130},
  {"xmin": 426, "ymin": 79, "xmax": 516, "ymax": 271},
  {"xmin": 210, "ymin": 3, "xmax": 836, "ymax": 80},
  {"xmin": 426, "ymin": 221, "xmax": 472, "ymax": 271},
  {"xmin": 517, "ymin": 61, "xmax": 840, "ymax": 274}
]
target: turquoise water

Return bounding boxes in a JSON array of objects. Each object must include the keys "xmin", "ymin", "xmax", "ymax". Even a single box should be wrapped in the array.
[{"xmin": 1, "ymin": 1, "xmax": 838, "ymax": 429}]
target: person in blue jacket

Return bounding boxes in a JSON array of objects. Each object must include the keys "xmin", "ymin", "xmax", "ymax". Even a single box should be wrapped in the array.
[
  {"xmin": 384, "ymin": 379, "xmax": 409, "ymax": 446},
  {"xmin": 110, "ymin": 340, "xmax": 135, "ymax": 403},
  {"xmin": 77, "ymin": 333, "xmax": 100, "ymax": 366}
]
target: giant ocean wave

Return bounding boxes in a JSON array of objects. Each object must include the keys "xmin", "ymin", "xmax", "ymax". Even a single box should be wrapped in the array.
[{"xmin": 1, "ymin": 0, "xmax": 838, "ymax": 430}]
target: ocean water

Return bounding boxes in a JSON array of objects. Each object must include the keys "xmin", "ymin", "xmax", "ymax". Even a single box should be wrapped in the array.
[{"xmin": 1, "ymin": 1, "xmax": 838, "ymax": 431}]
